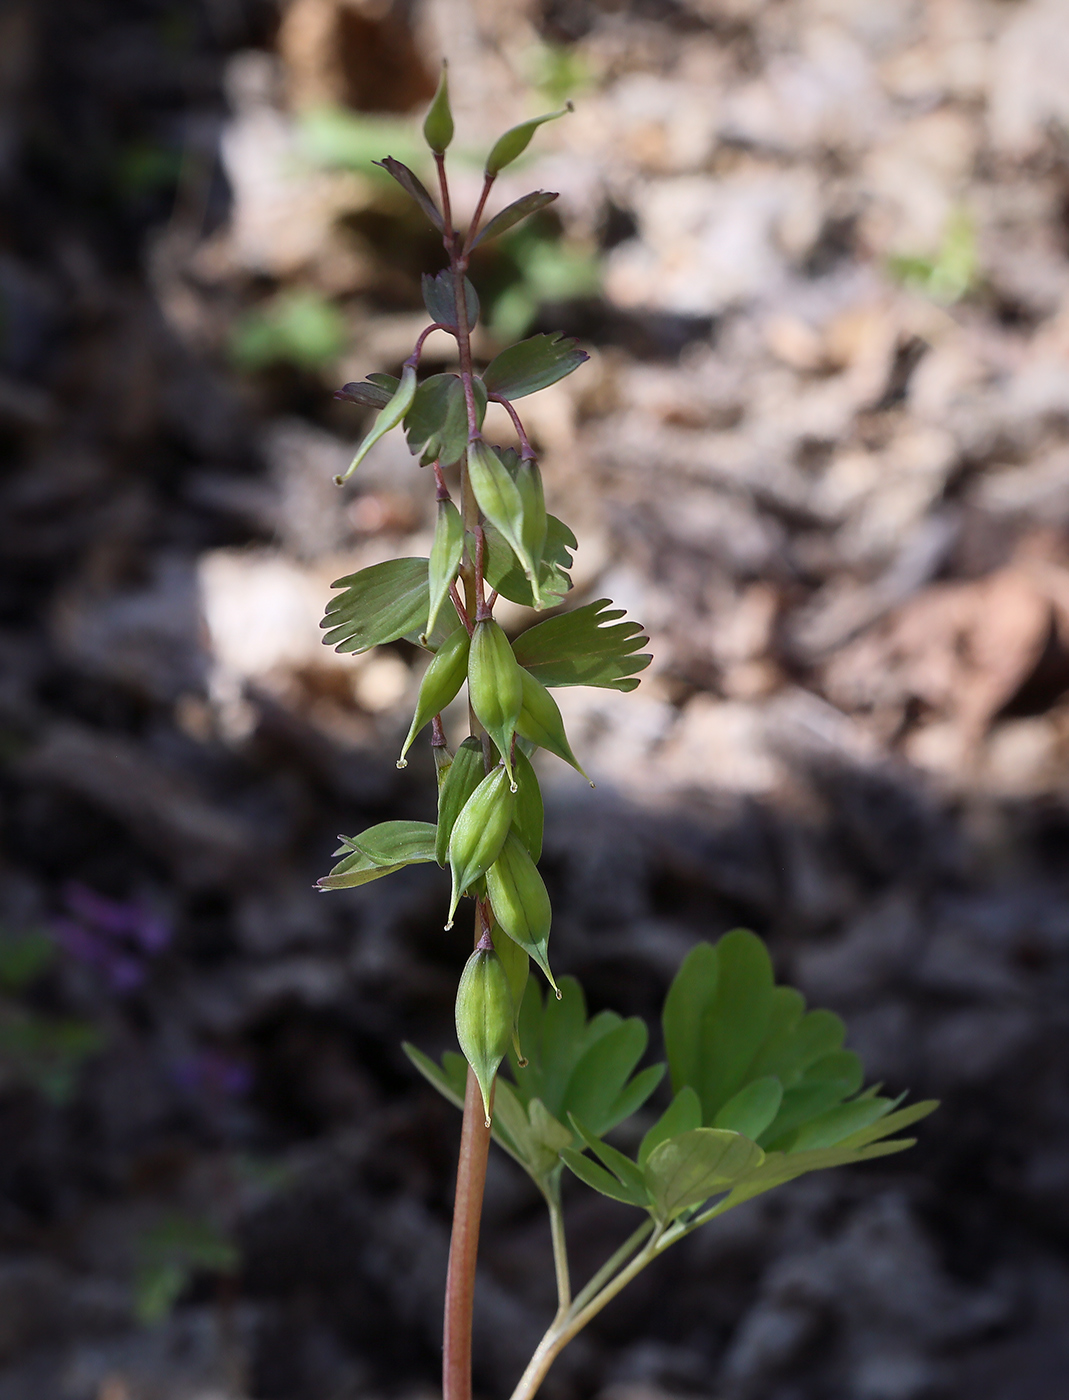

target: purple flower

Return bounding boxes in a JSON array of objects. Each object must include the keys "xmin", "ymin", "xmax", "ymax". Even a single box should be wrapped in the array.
[{"xmin": 51, "ymin": 884, "xmax": 171, "ymax": 993}]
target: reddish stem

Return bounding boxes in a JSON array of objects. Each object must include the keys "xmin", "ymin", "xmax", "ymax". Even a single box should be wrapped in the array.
[
  {"xmin": 442, "ymin": 1068, "xmax": 493, "ymax": 1400},
  {"xmin": 461, "ymin": 174, "xmax": 496, "ymax": 263},
  {"xmin": 490, "ymin": 393, "xmax": 536, "ymax": 460},
  {"xmin": 450, "ymin": 581, "xmax": 473, "ymax": 637},
  {"xmin": 437, "ymin": 153, "xmax": 498, "ymax": 1400},
  {"xmin": 406, "ymin": 322, "xmax": 453, "ymax": 368}
]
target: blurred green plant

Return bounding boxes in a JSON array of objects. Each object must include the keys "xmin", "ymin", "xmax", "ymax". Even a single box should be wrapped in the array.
[
  {"xmin": 483, "ymin": 218, "xmax": 600, "ymax": 342},
  {"xmin": 888, "ymin": 205, "xmax": 978, "ymax": 305},
  {"xmin": 0, "ymin": 925, "xmax": 103, "ymax": 1104},
  {"xmin": 135, "ymin": 1214, "xmax": 240, "ymax": 1325},
  {"xmin": 523, "ymin": 43, "xmax": 592, "ymax": 106},
  {"xmin": 297, "ymin": 107, "xmax": 428, "ymax": 177},
  {"xmin": 230, "ymin": 289, "xmax": 347, "ymax": 374}
]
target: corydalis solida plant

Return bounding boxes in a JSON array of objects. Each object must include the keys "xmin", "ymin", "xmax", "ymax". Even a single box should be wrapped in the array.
[{"xmin": 318, "ymin": 67, "xmax": 937, "ymax": 1400}]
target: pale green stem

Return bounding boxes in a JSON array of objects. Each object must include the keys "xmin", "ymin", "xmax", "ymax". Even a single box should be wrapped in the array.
[
  {"xmin": 507, "ymin": 1226, "xmax": 666, "ymax": 1400},
  {"xmin": 544, "ymin": 1176, "xmax": 571, "ymax": 1315},
  {"xmin": 569, "ymin": 1218, "xmax": 654, "ymax": 1315}
]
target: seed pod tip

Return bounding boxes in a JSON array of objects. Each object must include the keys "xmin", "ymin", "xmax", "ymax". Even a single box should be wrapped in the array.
[{"xmin": 396, "ymin": 758, "xmax": 408, "ymax": 769}]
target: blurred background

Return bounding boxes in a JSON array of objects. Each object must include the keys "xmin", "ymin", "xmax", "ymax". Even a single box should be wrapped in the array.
[{"xmin": 2, "ymin": 0, "xmax": 1069, "ymax": 1396}]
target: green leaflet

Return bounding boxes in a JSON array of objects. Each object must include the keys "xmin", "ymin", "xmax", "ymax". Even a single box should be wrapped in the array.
[
  {"xmin": 318, "ymin": 820, "xmax": 437, "ymax": 890},
  {"xmin": 321, "ymin": 558, "xmax": 429, "ymax": 654},
  {"xmin": 373, "ymin": 157, "xmax": 443, "ymax": 231},
  {"xmin": 468, "ymin": 618, "xmax": 524, "ymax": 785},
  {"xmin": 455, "ymin": 946, "xmax": 513, "ymax": 1123},
  {"xmin": 405, "ymin": 374, "xmax": 487, "ymax": 467},
  {"xmin": 471, "ymin": 191, "xmax": 559, "ymax": 249},
  {"xmin": 436, "ymin": 737, "xmax": 485, "ymax": 868},
  {"xmin": 427, "ymin": 499, "xmax": 464, "ymax": 638},
  {"xmin": 512, "ymin": 598, "xmax": 652, "ymax": 691},
  {"xmin": 447, "ymin": 766, "xmax": 515, "ymax": 925},
  {"xmin": 423, "ymin": 270, "xmax": 479, "ymax": 330},
  {"xmin": 482, "ymin": 332, "xmax": 589, "ymax": 401},
  {"xmin": 422, "ymin": 63, "xmax": 453, "ymax": 153},
  {"xmin": 485, "ymin": 104, "xmax": 572, "ymax": 176},
  {"xmin": 335, "ymin": 376, "xmax": 396, "ymax": 408},
  {"xmin": 483, "ymin": 514, "xmax": 574, "ymax": 611},
  {"xmin": 397, "ymin": 627, "xmax": 470, "ymax": 767},
  {"xmin": 516, "ymin": 668, "xmax": 589, "ymax": 780},
  {"xmin": 644, "ymin": 1129, "xmax": 765, "ymax": 1222},
  {"xmin": 336, "ymin": 363, "xmax": 417, "ymax": 483},
  {"xmin": 485, "ymin": 831, "xmax": 555, "ymax": 990},
  {"xmin": 512, "ymin": 977, "xmax": 663, "ymax": 1139},
  {"xmin": 713, "ymin": 1077, "xmax": 784, "ymax": 1140},
  {"xmin": 510, "ymin": 747, "xmax": 544, "ymax": 862},
  {"xmin": 639, "ymin": 1087, "xmax": 702, "ymax": 1169},
  {"xmin": 467, "ymin": 441, "xmax": 538, "ymax": 583}
]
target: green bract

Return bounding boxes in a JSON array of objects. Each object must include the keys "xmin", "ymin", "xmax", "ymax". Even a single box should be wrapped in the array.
[
  {"xmin": 373, "ymin": 156, "xmax": 442, "ymax": 231},
  {"xmin": 513, "ymin": 598, "xmax": 652, "ymax": 691},
  {"xmin": 318, "ymin": 821, "xmax": 437, "ymax": 890},
  {"xmin": 321, "ymin": 558, "xmax": 429, "ymax": 654},
  {"xmin": 471, "ymin": 191, "xmax": 559, "ymax": 249},
  {"xmin": 336, "ymin": 363, "xmax": 416, "ymax": 483},
  {"xmin": 482, "ymin": 332, "xmax": 588, "ymax": 401}
]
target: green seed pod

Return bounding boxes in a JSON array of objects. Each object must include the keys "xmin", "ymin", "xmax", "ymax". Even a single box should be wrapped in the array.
[
  {"xmin": 447, "ymin": 765, "xmax": 515, "ymax": 926},
  {"xmin": 427, "ymin": 498, "xmax": 464, "ymax": 639},
  {"xmin": 436, "ymin": 736, "xmax": 485, "ymax": 867},
  {"xmin": 516, "ymin": 668, "xmax": 591, "ymax": 783},
  {"xmin": 468, "ymin": 618, "xmax": 523, "ymax": 787},
  {"xmin": 511, "ymin": 746, "xmax": 544, "ymax": 862},
  {"xmin": 490, "ymin": 919, "xmax": 529, "ymax": 1062},
  {"xmin": 422, "ymin": 63, "xmax": 454, "ymax": 154},
  {"xmin": 398, "ymin": 626, "xmax": 470, "ymax": 767},
  {"xmin": 336, "ymin": 363, "xmax": 417, "ymax": 484},
  {"xmin": 467, "ymin": 441, "xmax": 536, "ymax": 582},
  {"xmin": 433, "ymin": 740, "xmax": 453, "ymax": 789},
  {"xmin": 486, "ymin": 830, "xmax": 556, "ymax": 992},
  {"xmin": 485, "ymin": 104, "xmax": 573, "ymax": 177},
  {"xmin": 514, "ymin": 457, "xmax": 547, "ymax": 602},
  {"xmin": 455, "ymin": 940, "xmax": 514, "ymax": 1123}
]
